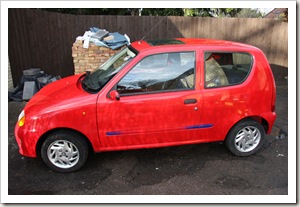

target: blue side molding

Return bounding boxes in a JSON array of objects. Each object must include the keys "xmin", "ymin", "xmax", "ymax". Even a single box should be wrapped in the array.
[
  {"xmin": 106, "ymin": 124, "xmax": 213, "ymax": 136},
  {"xmin": 185, "ymin": 124, "xmax": 213, "ymax": 129},
  {"xmin": 106, "ymin": 131, "xmax": 122, "ymax": 136}
]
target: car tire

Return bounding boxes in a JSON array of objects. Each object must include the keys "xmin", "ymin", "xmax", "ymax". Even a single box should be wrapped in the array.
[
  {"xmin": 225, "ymin": 119, "xmax": 265, "ymax": 156},
  {"xmin": 41, "ymin": 130, "xmax": 89, "ymax": 173}
]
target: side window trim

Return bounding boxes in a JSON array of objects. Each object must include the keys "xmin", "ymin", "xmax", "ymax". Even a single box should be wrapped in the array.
[
  {"xmin": 118, "ymin": 88, "xmax": 195, "ymax": 97},
  {"xmin": 204, "ymin": 51, "xmax": 253, "ymax": 89}
]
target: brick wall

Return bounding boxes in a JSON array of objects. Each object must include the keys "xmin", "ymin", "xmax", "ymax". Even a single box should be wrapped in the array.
[{"xmin": 72, "ymin": 40, "xmax": 122, "ymax": 74}]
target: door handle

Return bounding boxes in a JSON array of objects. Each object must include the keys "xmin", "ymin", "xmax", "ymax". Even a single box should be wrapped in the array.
[{"xmin": 184, "ymin": 99, "xmax": 197, "ymax": 104}]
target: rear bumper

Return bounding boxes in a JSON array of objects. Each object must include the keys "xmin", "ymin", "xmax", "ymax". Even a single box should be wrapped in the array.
[{"xmin": 263, "ymin": 112, "xmax": 277, "ymax": 134}]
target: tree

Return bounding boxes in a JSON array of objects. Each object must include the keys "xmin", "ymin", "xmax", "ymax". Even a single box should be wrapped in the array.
[
  {"xmin": 38, "ymin": 8, "xmax": 123, "ymax": 15},
  {"xmin": 182, "ymin": 8, "xmax": 212, "ymax": 17},
  {"xmin": 38, "ymin": 8, "xmax": 181, "ymax": 16},
  {"xmin": 141, "ymin": 8, "xmax": 184, "ymax": 16},
  {"xmin": 278, "ymin": 9, "xmax": 288, "ymax": 22},
  {"xmin": 182, "ymin": 8, "xmax": 242, "ymax": 17},
  {"xmin": 37, "ymin": 8, "xmax": 243, "ymax": 17},
  {"xmin": 236, "ymin": 9, "xmax": 263, "ymax": 18},
  {"xmin": 202, "ymin": 8, "xmax": 242, "ymax": 17}
]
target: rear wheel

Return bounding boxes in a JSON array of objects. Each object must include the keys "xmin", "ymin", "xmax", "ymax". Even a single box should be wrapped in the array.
[
  {"xmin": 225, "ymin": 120, "xmax": 265, "ymax": 156},
  {"xmin": 41, "ymin": 130, "xmax": 88, "ymax": 173}
]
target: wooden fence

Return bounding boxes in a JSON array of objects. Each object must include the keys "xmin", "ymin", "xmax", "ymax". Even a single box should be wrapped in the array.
[{"xmin": 8, "ymin": 8, "xmax": 288, "ymax": 86}]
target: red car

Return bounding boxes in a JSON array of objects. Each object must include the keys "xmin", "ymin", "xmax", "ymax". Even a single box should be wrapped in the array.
[{"xmin": 15, "ymin": 38, "xmax": 276, "ymax": 172}]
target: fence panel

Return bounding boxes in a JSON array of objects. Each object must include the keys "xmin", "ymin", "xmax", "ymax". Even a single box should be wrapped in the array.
[{"xmin": 8, "ymin": 9, "xmax": 287, "ymax": 86}]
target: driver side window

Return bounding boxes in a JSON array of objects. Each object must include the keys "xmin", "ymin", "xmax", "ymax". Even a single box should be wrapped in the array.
[{"xmin": 117, "ymin": 52, "xmax": 195, "ymax": 95}]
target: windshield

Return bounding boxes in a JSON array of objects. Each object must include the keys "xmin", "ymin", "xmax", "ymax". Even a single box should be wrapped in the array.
[{"xmin": 82, "ymin": 47, "xmax": 137, "ymax": 93}]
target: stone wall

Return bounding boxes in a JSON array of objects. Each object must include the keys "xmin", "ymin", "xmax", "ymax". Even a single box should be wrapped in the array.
[{"xmin": 72, "ymin": 40, "xmax": 122, "ymax": 74}]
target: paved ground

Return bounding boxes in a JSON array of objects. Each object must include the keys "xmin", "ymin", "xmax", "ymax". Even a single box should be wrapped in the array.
[{"xmin": 7, "ymin": 85, "xmax": 288, "ymax": 196}]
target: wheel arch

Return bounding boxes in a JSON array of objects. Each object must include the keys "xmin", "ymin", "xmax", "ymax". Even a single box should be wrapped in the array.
[
  {"xmin": 225, "ymin": 116, "xmax": 269, "ymax": 141},
  {"xmin": 36, "ymin": 128, "xmax": 94, "ymax": 158},
  {"xmin": 224, "ymin": 116, "xmax": 267, "ymax": 156}
]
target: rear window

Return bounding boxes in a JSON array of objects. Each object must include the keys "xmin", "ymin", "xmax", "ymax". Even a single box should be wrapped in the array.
[{"xmin": 204, "ymin": 52, "xmax": 252, "ymax": 88}]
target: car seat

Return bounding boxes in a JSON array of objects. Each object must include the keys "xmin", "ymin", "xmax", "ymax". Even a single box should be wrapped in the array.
[{"xmin": 205, "ymin": 56, "xmax": 229, "ymax": 87}]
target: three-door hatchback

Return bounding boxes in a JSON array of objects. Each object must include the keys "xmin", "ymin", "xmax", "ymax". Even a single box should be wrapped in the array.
[{"xmin": 15, "ymin": 38, "xmax": 276, "ymax": 172}]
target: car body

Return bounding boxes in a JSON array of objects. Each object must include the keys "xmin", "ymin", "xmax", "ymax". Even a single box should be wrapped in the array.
[{"xmin": 15, "ymin": 38, "xmax": 276, "ymax": 172}]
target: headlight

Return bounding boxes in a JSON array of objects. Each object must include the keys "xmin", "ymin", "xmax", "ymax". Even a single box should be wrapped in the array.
[{"xmin": 18, "ymin": 110, "xmax": 25, "ymax": 127}]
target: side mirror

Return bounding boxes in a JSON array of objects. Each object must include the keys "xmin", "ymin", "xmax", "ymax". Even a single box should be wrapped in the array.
[{"xmin": 109, "ymin": 90, "xmax": 120, "ymax": 101}]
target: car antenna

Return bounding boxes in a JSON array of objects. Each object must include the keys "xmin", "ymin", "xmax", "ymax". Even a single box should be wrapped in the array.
[{"xmin": 139, "ymin": 12, "xmax": 171, "ymax": 44}]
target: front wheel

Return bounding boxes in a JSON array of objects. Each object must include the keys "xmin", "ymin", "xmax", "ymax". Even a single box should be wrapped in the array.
[
  {"xmin": 225, "ymin": 120, "xmax": 265, "ymax": 156},
  {"xmin": 41, "ymin": 131, "xmax": 89, "ymax": 173}
]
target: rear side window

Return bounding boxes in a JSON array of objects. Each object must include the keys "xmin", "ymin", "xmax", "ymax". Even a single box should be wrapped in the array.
[
  {"xmin": 117, "ymin": 52, "xmax": 195, "ymax": 95},
  {"xmin": 204, "ymin": 52, "xmax": 252, "ymax": 88}
]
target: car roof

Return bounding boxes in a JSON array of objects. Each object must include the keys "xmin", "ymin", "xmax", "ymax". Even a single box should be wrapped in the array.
[{"xmin": 130, "ymin": 38, "xmax": 257, "ymax": 52}]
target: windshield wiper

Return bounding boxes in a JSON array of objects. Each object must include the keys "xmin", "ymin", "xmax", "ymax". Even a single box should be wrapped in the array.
[{"xmin": 82, "ymin": 71, "xmax": 91, "ymax": 84}]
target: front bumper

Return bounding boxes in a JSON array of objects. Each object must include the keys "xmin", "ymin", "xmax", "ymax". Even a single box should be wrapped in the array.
[{"xmin": 14, "ymin": 123, "xmax": 37, "ymax": 158}]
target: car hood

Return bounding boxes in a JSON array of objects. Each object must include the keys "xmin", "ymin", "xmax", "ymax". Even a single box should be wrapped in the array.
[{"xmin": 24, "ymin": 74, "xmax": 96, "ymax": 116}]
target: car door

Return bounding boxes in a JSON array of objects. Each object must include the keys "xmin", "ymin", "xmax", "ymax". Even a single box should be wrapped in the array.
[
  {"xmin": 200, "ymin": 50, "xmax": 255, "ymax": 142},
  {"xmin": 97, "ymin": 51, "xmax": 205, "ymax": 150}
]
